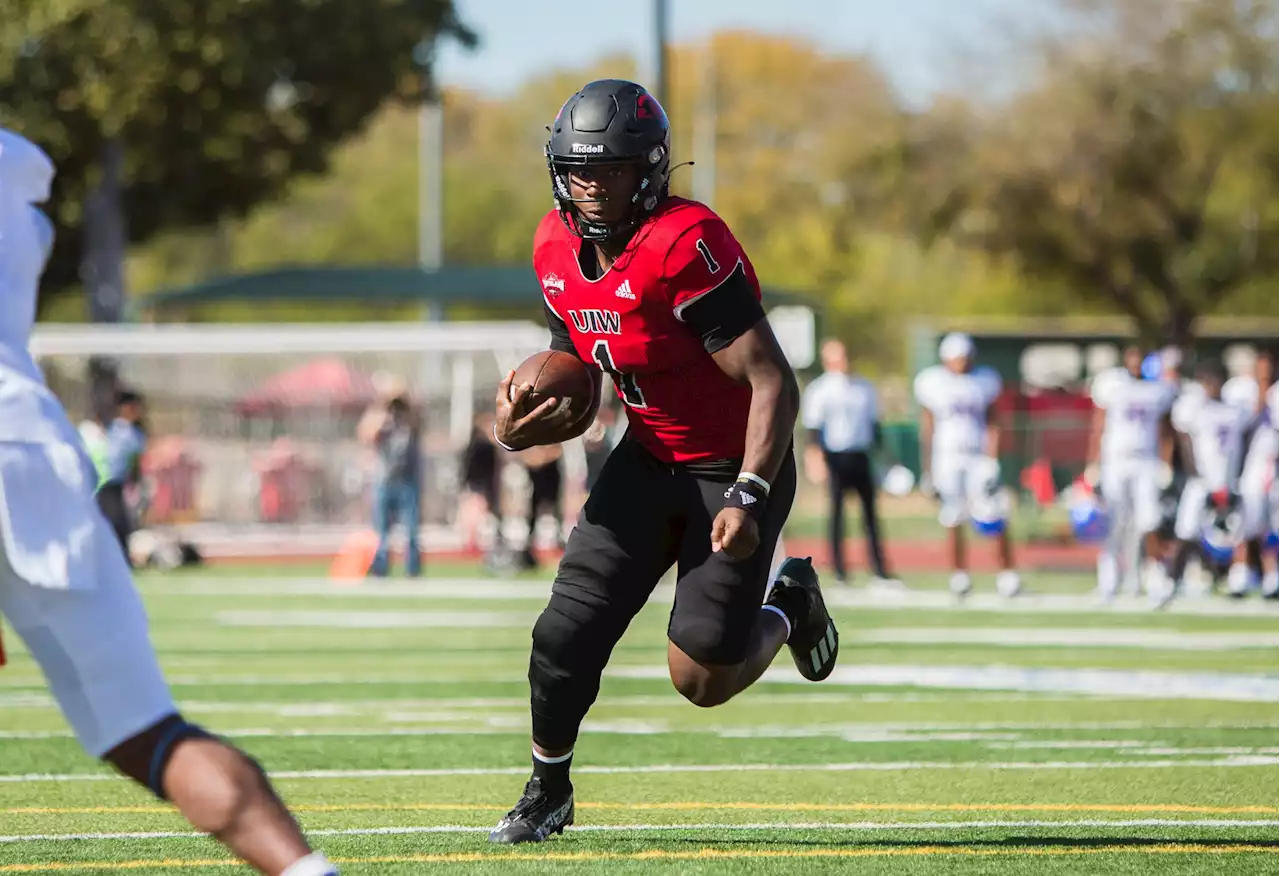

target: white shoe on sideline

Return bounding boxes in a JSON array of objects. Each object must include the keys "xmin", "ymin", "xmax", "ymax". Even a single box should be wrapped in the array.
[
  {"xmin": 996, "ymin": 570, "xmax": 1022, "ymax": 599},
  {"xmin": 948, "ymin": 571, "xmax": 972, "ymax": 598}
]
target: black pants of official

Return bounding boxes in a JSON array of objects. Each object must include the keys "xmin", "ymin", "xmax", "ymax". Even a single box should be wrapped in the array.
[
  {"xmin": 825, "ymin": 450, "xmax": 889, "ymax": 581},
  {"xmin": 527, "ymin": 461, "xmax": 563, "ymax": 534},
  {"xmin": 96, "ymin": 482, "xmax": 133, "ymax": 568},
  {"xmin": 528, "ymin": 437, "xmax": 796, "ymax": 751}
]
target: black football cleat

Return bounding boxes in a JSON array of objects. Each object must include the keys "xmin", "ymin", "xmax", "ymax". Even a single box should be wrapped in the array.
[
  {"xmin": 488, "ymin": 778, "xmax": 574, "ymax": 844},
  {"xmin": 768, "ymin": 556, "xmax": 839, "ymax": 681}
]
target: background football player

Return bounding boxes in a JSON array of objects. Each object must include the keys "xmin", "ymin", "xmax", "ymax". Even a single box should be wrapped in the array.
[
  {"xmin": 1085, "ymin": 345, "xmax": 1178, "ymax": 600},
  {"xmin": 1162, "ymin": 360, "xmax": 1252, "ymax": 606},
  {"xmin": 913, "ymin": 333, "xmax": 1019, "ymax": 598},
  {"xmin": 1232, "ymin": 375, "xmax": 1279, "ymax": 599},
  {"xmin": 1223, "ymin": 348, "xmax": 1274, "ymax": 589}
]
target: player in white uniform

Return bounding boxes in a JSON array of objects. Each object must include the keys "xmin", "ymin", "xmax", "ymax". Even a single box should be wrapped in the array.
[
  {"xmin": 1163, "ymin": 360, "xmax": 1252, "ymax": 604},
  {"xmin": 1223, "ymin": 348, "xmax": 1274, "ymax": 589},
  {"xmin": 1085, "ymin": 345, "xmax": 1178, "ymax": 599},
  {"xmin": 1233, "ymin": 379, "xmax": 1274, "ymax": 599},
  {"xmin": 914, "ymin": 333, "xmax": 1019, "ymax": 598},
  {"xmin": 0, "ymin": 130, "xmax": 336, "ymax": 876}
]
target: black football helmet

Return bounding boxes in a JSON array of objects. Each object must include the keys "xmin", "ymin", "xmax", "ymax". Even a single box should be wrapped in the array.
[{"xmin": 545, "ymin": 79, "xmax": 672, "ymax": 241}]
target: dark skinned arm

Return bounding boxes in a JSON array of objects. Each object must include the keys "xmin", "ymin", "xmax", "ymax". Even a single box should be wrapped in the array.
[
  {"xmin": 919, "ymin": 407, "xmax": 934, "ymax": 480},
  {"xmin": 710, "ymin": 318, "xmax": 800, "ymax": 486}
]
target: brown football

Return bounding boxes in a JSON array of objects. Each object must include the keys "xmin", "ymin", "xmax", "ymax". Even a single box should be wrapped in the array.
[{"xmin": 509, "ymin": 350, "xmax": 598, "ymax": 439}]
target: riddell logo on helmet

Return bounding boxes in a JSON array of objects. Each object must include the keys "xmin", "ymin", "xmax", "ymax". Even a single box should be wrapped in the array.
[{"xmin": 571, "ymin": 143, "xmax": 605, "ymax": 154}]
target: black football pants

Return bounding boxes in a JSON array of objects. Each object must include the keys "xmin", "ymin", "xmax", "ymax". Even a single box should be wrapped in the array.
[{"xmin": 527, "ymin": 436, "xmax": 795, "ymax": 752}]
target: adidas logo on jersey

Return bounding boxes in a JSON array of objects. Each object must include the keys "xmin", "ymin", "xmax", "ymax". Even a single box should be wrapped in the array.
[{"xmin": 614, "ymin": 280, "xmax": 635, "ymax": 300}]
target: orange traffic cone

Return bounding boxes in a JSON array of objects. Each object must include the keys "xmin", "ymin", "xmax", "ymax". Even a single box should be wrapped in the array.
[{"xmin": 329, "ymin": 529, "xmax": 379, "ymax": 584}]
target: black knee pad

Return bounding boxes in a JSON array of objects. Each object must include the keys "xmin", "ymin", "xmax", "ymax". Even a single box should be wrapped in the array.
[
  {"xmin": 528, "ymin": 595, "xmax": 615, "ymax": 751},
  {"xmin": 141, "ymin": 714, "xmax": 215, "ymax": 799},
  {"xmin": 668, "ymin": 611, "xmax": 748, "ymax": 667}
]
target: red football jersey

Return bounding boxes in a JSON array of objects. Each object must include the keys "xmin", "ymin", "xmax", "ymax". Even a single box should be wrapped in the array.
[{"xmin": 534, "ymin": 198, "xmax": 763, "ymax": 463}]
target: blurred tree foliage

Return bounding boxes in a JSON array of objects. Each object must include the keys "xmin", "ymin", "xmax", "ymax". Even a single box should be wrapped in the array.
[
  {"xmin": 0, "ymin": 0, "xmax": 474, "ymax": 315},
  {"xmin": 897, "ymin": 0, "xmax": 1278, "ymax": 344}
]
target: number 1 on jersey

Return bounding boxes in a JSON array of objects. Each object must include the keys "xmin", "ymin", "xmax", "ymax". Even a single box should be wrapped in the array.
[
  {"xmin": 592, "ymin": 340, "xmax": 647, "ymax": 409},
  {"xmin": 694, "ymin": 238, "xmax": 721, "ymax": 274}
]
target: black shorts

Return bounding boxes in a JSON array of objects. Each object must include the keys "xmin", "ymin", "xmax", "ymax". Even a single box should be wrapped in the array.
[{"xmin": 554, "ymin": 435, "xmax": 796, "ymax": 665}]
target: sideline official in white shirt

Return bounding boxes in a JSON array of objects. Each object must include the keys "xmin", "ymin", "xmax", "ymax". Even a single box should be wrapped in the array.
[{"xmin": 801, "ymin": 339, "xmax": 897, "ymax": 587}]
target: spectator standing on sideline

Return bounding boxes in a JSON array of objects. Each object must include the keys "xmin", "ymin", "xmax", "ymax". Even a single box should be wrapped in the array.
[
  {"xmin": 459, "ymin": 412, "xmax": 502, "ymax": 553},
  {"xmin": 96, "ymin": 389, "xmax": 147, "ymax": 564},
  {"xmin": 358, "ymin": 379, "xmax": 422, "ymax": 577},
  {"xmin": 516, "ymin": 443, "xmax": 564, "ymax": 571},
  {"xmin": 801, "ymin": 339, "xmax": 898, "ymax": 588}
]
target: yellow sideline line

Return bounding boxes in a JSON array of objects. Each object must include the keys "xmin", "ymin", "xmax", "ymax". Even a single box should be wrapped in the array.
[
  {"xmin": 0, "ymin": 844, "xmax": 1275, "ymax": 872},
  {"xmin": 6, "ymin": 801, "xmax": 1275, "ymax": 815}
]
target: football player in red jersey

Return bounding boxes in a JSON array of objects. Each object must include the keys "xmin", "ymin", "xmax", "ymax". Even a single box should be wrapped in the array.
[{"xmin": 488, "ymin": 80, "xmax": 840, "ymax": 844}]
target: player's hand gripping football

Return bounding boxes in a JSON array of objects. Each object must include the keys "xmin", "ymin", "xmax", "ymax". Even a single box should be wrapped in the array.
[
  {"xmin": 710, "ymin": 507, "xmax": 760, "ymax": 560},
  {"xmin": 494, "ymin": 370, "xmax": 576, "ymax": 450}
]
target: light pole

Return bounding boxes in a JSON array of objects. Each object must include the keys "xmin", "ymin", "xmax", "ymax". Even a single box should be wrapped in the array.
[
  {"xmin": 653, "ymin": 0, "xmax": 669, "ymax": 112},
  {"xmin": 413, "ymin": 39, "xmax": 444, "ymax": 322}
]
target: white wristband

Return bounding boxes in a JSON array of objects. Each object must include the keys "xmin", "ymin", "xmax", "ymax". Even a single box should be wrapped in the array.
[
  {"xmin": 493, "ymin": 423, "xmax": 519, "ymax": 452},
  {"xmin": 737, "ymin": 471, "xmax": 771, "ymax": 496}
]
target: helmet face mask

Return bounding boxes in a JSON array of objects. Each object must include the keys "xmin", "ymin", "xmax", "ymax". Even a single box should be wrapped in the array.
[{"xmin": 546, "ymin": 79, "xmax": 673, "ymax": 242}]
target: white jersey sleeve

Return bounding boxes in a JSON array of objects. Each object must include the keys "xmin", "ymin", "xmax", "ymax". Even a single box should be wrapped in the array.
[
  {"xmin": 1090, "ymin": 368, "xmax": 1125, "ymax": 410},
  {"xmin": 972, "ymin": 366, "xmax": 1002, "ymax": 407},
  {"xmin": 1170, "ymin": 392, "xmax": 1202, "ymax": 436},
  {"xmin": 1222, "ymin": 376, "xmax": 1259, "ymax": 415},
  {"xmin": 913, "ymin": 366, "xmax": 948, "ymax": 414}
]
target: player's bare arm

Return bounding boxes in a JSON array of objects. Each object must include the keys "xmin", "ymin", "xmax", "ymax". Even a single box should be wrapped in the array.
[
  {"xmin": 919, "ymin": 407, "xmax": 935, "ymax": 491},
  {"xmin": 1158, "ymin": 412, "xmax": 1176, "ymax": 467},
  {"xmin": 708, "ymin": 320, "xmax": 801, "ymax": 558},
  {"xmin": 1085, "ymin": 405, "xmax": 1106, "ymax": 480},
  {"xmin": 711, "ymin": 320, "xmax": 799, "ymax": 484},
  {"xmin": 983, "ymin": 401, "xmax": 1001, "ymax": 460}
]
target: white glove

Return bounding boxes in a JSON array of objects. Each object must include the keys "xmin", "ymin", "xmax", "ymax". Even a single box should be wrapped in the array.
[{"xmin": 1154, "ymin": 461, "xmax": 1174, "ymax": 490}]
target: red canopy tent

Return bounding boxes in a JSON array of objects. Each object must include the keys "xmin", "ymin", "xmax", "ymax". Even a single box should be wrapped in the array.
[{"xmin": 236, "ymin": 358, "xmax": 378, "ymax": 416}]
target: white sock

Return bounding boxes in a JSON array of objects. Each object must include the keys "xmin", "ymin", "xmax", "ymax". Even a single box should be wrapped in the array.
[
  {"xmin": 281, "ymin": 852, "xmax": 338, "ymax": 876},
  {"xmin": 1097, "ymin": 552, "xmax": 1119, "ymax": 596},
  {"xmin": 532, "ymin": 747, "xmax": 573, "ymax": 765},
  {"xmin": 762, "ymin": 604, "xmax": 792, "ymax": 640}
]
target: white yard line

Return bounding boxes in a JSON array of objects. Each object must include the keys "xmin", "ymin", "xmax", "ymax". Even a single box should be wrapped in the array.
[
  {"xmin": 609, "ymin": 664, "xmax": 1280, "ymax": 702},
  {"xmin": 208, "ymin": 613, "xmax": 1280, "ymax": 646},
  {"xmin": 5, "ymin": 757, "xmax": 1275, "ymax": 784},
  {"xmin": 856, "ymin": 628, "xmax": 1280, "ymax": 650},
  {"xmin": 216, "ymin": 610, "xmax": 540, "ymax": 629},
  {"xmin": 0, "ymin": 819, "xmax": 1274, "ymax": 844}
]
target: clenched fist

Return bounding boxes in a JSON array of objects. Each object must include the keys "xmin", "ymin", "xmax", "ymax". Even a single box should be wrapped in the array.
[{"xmin": 710, "ymin": 507, "xmax": 760, "ymax": 560}]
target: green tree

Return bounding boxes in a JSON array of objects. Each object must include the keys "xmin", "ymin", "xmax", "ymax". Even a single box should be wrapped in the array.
[
  {"xmin": 0, "ymin": 0, "xmax": 475, "ymax": 315},
  {"xmin": 911, "ymin": 0, "xmax": 1279, "ymax": 343}
]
